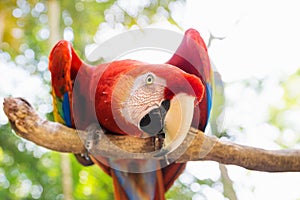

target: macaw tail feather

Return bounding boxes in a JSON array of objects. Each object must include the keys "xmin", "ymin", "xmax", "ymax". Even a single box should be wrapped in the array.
[{"xmin": 91, "ymin": 156, "xmax": 185, "ymax": 200}]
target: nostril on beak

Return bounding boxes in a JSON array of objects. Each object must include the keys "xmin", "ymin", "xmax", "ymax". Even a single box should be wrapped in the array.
[{"xmin": 139, "ymin": 100, "xmax": 170, "ymax": 136}]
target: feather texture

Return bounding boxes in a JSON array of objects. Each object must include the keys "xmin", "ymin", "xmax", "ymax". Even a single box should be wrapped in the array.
[
  {"xmin": 48, "ymin": 28, "xmax": 214, "ymax": 200},
  {"xmin": 167, "ymin": 28, "xmax": 213, "ymax": 130},
  {"xmin": 49, "ymin": 40, "xmax": 82, "ymax": 127}
]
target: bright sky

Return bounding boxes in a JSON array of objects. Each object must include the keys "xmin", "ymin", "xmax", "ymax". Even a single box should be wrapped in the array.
[{"xmin": 184, "ymin": 0, "xmax": 300, "ymax": 82}]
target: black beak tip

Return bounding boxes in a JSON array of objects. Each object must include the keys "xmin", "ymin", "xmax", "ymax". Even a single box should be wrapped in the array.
[
  {"xmin": 139, "ymin": 100, "xmax": 170, "ymax": 137},
  {"xmin": 139, "ymin": 111, "xmax": 163, "ymax": 136}
]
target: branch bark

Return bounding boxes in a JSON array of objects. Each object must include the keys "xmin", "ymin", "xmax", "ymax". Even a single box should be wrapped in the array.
[{"xmin": 3, "ymin": 97, "xmax": 300, "ymax": 172}]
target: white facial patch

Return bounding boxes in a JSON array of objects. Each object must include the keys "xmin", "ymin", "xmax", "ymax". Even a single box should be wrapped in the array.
[{"xmin": 121, "ymin": 72, "xmax": 167, "ymax": 126}]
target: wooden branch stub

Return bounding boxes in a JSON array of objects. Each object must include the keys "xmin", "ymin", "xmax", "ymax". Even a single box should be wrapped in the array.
[
  {"xmin": 3, "ymin": 97, "xmax": 86, "ymax": 153},
  {"xmin": 3, "ymin": 97, "xmax": 300, "ymax": 172}
]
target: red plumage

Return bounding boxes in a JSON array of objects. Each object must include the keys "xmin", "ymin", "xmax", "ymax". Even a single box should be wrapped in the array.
[{"xmin": 49, "ymin": 28, "xmax": 212, "ymax": 200}]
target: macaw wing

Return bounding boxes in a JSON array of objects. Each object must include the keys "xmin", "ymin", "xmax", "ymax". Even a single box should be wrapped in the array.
[
  {"xmin": 166, "ymin": 28, "xmax": 213, "ymax": 129},
  {"xmin": 49, "ymin": 40, "xmax": 94, "ymax": 166},
  {"xmin": 159, "ymin": 29, "xmax": 215, "ymax": 196},
  {"xmin": 49, "ymin": 40, "xmax": 82, "ymax": 127}
]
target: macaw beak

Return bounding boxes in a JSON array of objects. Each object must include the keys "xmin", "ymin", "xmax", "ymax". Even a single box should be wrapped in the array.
[
  {"xmin": 162, "ymin": 93, "xmax": 195, "ymax": 153},
  {"xmin": 139, "ymin": 93, "xmax": 195, "ymax": 154}
]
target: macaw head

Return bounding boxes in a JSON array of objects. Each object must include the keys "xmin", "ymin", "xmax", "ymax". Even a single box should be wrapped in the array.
[
  {"xmin": 105, "ymin": 62, "xmax": 204, "ymax": 151},
  {"xmin": 93, "ymin": 28, "xmax": 211, "ymax": 154}
]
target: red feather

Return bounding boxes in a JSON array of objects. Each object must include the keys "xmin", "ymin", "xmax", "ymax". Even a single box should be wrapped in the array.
[{"xmin": 167, "ymin": 28, "xmax": 212, "ymax": 131}]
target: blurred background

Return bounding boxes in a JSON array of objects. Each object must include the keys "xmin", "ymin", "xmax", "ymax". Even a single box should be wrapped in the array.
[{"xmin": 1, "ymin": 0, "xmax": 300, "ymax": 199}]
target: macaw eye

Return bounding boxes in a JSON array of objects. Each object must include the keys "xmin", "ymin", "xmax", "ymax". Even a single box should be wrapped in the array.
[{"xmin": 145, "ymin": 74, "xmax": 154, "ymax": 85}]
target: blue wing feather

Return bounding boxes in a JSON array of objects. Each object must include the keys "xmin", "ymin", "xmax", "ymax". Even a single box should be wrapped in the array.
[
  {"xmin": 62, "ymin": 92, "xmax": 72, "ymax": 127},
  {"xmin": 205, "ymin": 83, "xmax": 213, "ymax": 123}
]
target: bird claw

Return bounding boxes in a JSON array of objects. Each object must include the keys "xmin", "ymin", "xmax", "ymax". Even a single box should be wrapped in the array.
[
  {"xmin": 152, "ymin": 149, "xmax": 171, "ymax": 165},
  {"xmin": 84, "ymin": 123, "xmax": 103, "ymax": 151},
  {"xmin": 153, "ymin": 148, "xmax": 169, "ymax": 157}
]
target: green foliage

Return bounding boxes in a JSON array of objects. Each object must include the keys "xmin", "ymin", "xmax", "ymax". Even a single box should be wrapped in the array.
[
  {"xmin": 60, "ymin": 0, "xmax": 115, "ymax": 57},
  {"xmin": 166, "ymin": 181, "xmax": 195, "ymax": 199},
  {"xmin": 0, "ymin": 123, "xmax": 114, "ymax": 199},
  {"xmin": 71, "ymin": 156, "xmax": 114, "ymax": 200},
  {"xmin": 268, "ymin": 69, "xmax": 300, "ymax": 148},
  {"xmin": 0, "ymin": 124, "xmax": 63, "ymax": 199}
]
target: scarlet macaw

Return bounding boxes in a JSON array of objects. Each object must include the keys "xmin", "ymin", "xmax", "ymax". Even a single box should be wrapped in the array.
[{"xmin": 49, "ymin": 28, "xmax": 213, "ymax": 199}]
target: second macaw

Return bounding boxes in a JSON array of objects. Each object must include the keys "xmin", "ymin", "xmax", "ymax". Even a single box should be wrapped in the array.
[{"xmin": 49, "ymin": 28, "xmax": 213, "ymax": 199}]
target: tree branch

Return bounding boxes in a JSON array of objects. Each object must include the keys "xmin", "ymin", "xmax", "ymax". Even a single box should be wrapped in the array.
[{"xmin": 3, "ymin": 97, "xmax": 300, "ymax": 172}]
